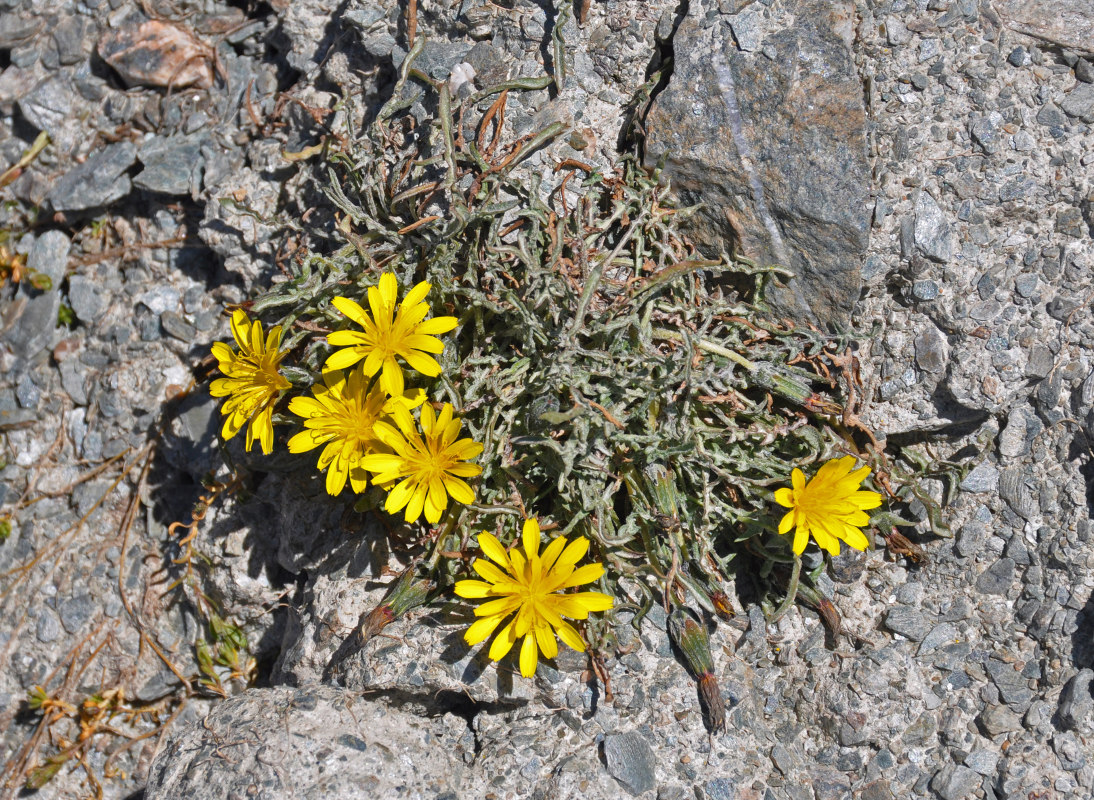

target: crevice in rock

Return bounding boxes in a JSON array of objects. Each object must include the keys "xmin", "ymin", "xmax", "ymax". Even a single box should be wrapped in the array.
[
  {"xmin": 619, "ymin": 0, "xmax": 688, "ymax": 156},
  {"xmin": 358, "ymin": 686, "xmax": 528, "ymax": 757}
]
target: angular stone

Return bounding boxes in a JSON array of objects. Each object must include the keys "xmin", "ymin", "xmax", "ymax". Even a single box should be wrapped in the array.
[
  {"xmin": 135, "ymin": 135, "xmax": 206, "ymax": 196},
  {"xmin": 2, "ymin": 292, "xmax": 60, "ymax": 361},
  {"xmin": 18, "ymin": 76, "xmax": 80, "ymax": 155},
  {"xmin": 644, "ymin": 0, "xmax": 869, "ymax": 329},
  {"xmin": 1036, "ymin": 102, "xmax": 1068, "ymax": 128},
  {"xmin": 145, "ymin": 686, "xmax": 468, "ymax": 799},
  {"xmin": 68, "ymin": 275, "xmax": 106, "ymax": 323},
  {"xmin": 977, "ymin": 704, "xmax": 1021, "ymax": 736},
  {"xmin": 1060, "ymin": 83, "xmax": 1094, "ymax": 123},
  {"xmin": 884, "ymin": 605, "xmax": 934, "ymax": 641},
  {"xmin": 98, "ymin": 18, "xmax": 214, "ymax": 89},
  {"xmin": 1058, "ymin": 669, "xmax": 1094, "ymax": 734},
  {"xmin": 603, "ymin": 731, "xmax": 657, "ymax": 796},
  {"xmin": 960, "ymin": 463, "xmax": 998, "ymax": 493},
  {"xmin": 914, "ymin": 325, "xmax": 948, "ymax": 373},
  {"xmin": 47, "ymin": 141, "xmax": 137, "ymax": 212},
  {"xmin": 914, "ymin": 191, "xmax": 953, "ymax": 262},
  {"xmin": 918, "ymin": 622, "xmax": 959, "ymax": 655},
  {"xmin": 931, "ymin": 765, "xmax": 982, "ymax": 800},
  {"xmin": 26, "ymin": 230, "xmax": 71, "ymax": 291},
  {"xmin": 1002, "ymin": 1, "xmax": 1094, "ymax": 55},
  {"xmin": 986, "ymin": 658, "xmax": 1034, "ymax": 706},
  {"xmin": 975, "ymin": 558, "xmax": 1015, "ymax": 595}
]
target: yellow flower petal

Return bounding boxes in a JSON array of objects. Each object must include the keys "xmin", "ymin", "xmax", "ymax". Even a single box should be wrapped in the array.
[
  {"xmin": 478, "ymin": 532, "xmax": 513, "ymax": 573},
  {"xmin": 454, "ymin": 579, "xmax": 495, "ymax": 599},
  {"xmin": 452, "ymin": 518, "xmax": 613, "ymax": 677},
  {"xmin": 519, "ymin": 633, "xmax": 538, "ymax": 678},
  {"xmin": 774, "ymin": 457, "xmax": 882, "ymax": 557},
  {"xmin": 488, "ymin": 619, "xmax": 518, "ymax": 661},
  {"xmin": 464, "ymin": 614, "xmax": 505, "ymax": 646}
]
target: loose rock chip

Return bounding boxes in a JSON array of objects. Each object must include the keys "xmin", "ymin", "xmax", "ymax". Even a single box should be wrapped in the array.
[{"xmin": 98, "ymin": 19, "xmax": 214, "ymax": 89}]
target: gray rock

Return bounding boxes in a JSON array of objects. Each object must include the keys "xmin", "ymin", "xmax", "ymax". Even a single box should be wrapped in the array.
[
  {"xmin": 60, "ymin": 360, "xmax": 89, "ymax": 406},
  {"xmin": 998, "ymin": 177, "xmax": 1036, "ymax": 202},
  {"xmin": 644, "ymin": 0, "xmax": 870, "ymax": 329},
  {"xmin": 1036, "ymin": 102, "xmax": 1068, "ymax": 128},
  {"xmin": 52, "ymin": 14, "xmax": 94, "ymax": 65},
  {"xmin": 918, "ymin": 622, "xmax": 959, "ymax": 655},
  {"xmin": 603, "ymin": 731, "xmax": 657, "ymax": 795},
  {"xmin": 998, "ymin": 405, "xmax": 1030, "ymax": 458},
  {"xmin": 1026, "ymin": 344, "xmax": 1054, "ymax": 378},
  {"xmin": 68, "ymin": 275, "xmax": 106, "ymax": 323},
  {"xmin": 36, "ymin": 608, "xmax": 61, "ymax": 643},
  {"xmin": 887, "ymin": 18, "xmax": 912, "ymax": 45},
  {"xmin": 884, "ymin": 605, "xmax": 934, "ymax": 641},
  {"xmin": 2, "ymin": 291, "xmax": 60, "ymax": 361},
  {"xmin": 915, "ymin": 191, "xmax": 953, "ymax": 262},
  {"xmin": 912, "ymin": 279, "xmax": 939, "ymax": 300},
  {"xmin": 969, "ymin": 113, "xmax": 1002, "ymax": 154},
  {"xmin": 975, "ymin": 558, "xmax": 1015, "ymax": 595},
  {"xmin": 1014, "ymin": 273, "xmax": 1039, "ymax": 298},
  {"xmin": 18, "ymin": 76, "xmax": 81, "ymax": 155},
  {"xmin": 914, "ymin": 326, "xmax": 948, "ymax": 373},
  {"xmin": 964, "ymin": 749, "xmax": 999, "ymax": 776},
  {"xmin": 59, "ymin": 593, "xmax": 93, "ymax": 634},
  {"xmin": 1056, "ymin": 206, "xmax": 1087, "ymax": 238},
  {"xmin": 160, "ymin": 311, "xmax": 198, "ymax": 342},
  {"xmin": 15, "ymin": 374, "xmax": 40, "ymax": 409},
  {"xmin": 0, "ymin": 13, "xmax": 36, "ymax": 48},
  {"xmin": 162, "ymin": 391, "xmax": 220, "ymax": 480},
  {"xmin": 145, "ymin": 686, "xmax": 469, "ymax": 799},
  {"xmin": 986, "ymin": 658, "xmax": 1034, "ymax": 706},
  {"xmin": 1059, "ymin": 83, "xmax": 1094, "ymax": 122},
  {"xmin": 1007, "ymin": 46, "xmax": 1030, "ymax": 67},
  {"xmin": 135, "ymin": 135, "xmax": 206, "ymax": 196},
  {"xmin": 26, "ymin": 230, "xmax": 71, "ymax": 290},
  {"xmin": 47, "ymin": 141, "xmax": 137, "ymax": 212},
  {"xmin": 960, "ymin": 463, "xmax": 998, "ymax": 492},
  {"xmin": 1053, "ymin": 732, "xmax": 1086, "ymax": 770},
  {"xmin": 1011, "ymin": 130, "xmax": 1035, "ymax": 151},
  {"xmin": 977, "ymin": 705, "xmax": 1022, "ymax": 737},
  {"xmin": 1057, "ymin": 669, "xmax": 1094, "ymax": 734},
  {"xmin": 931, "ymin": 764, "xmax": 982, "ymax": 800},
  {"xmin": 1076, "ymin": 57, "xmax": 1094, "ymax": 83}
]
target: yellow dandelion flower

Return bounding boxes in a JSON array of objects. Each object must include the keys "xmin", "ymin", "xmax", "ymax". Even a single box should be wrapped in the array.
[
  {"xmin": 325, "ymin": 273, "xmax": 458, "ymax": 397},
  {"xmin": 360, "ymin": 402, "xmax": 482, "ymax": 524},
  {"xmin": 286, "ymin": 366, "xmax": 424, "ymax": 496},
  {"xmin": 209, "ymin": 309, "xmax": 292, "ymax": 455},
  {"xmin": 454, "ymin": 518, "xmax": 615, "ymax": 678},
  {"xmin": 774, "ymin": 455, "xmax": 883, "ymax": 556}
]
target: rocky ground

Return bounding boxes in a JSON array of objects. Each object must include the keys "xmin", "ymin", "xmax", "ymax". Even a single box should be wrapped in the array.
[{"xmin": 0, "ymin": 0, "xmax": 1092, "ymax": 798}]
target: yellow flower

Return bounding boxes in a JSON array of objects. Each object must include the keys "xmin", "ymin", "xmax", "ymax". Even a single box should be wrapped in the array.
[
  {"xmin": 209, "ymin": 309, "xmax": 291, "ymax": 455},
  {"xmin": 286, "ymin": 366, "xmax": 424, "ymax": 496},
  {"xmin": 774, "ymin": 455, "xmax": 883, "ymax": 556},
  {"xmin": 325, "ymin": 273, "xmax": 458, "ymax": 397},
  {"xmin": 361, "ymin": 402, "xmax": 482, "ymax": 523},
  {"xmin": 454, "ymin": 519, "xmax": 614, "ymax": 678}
]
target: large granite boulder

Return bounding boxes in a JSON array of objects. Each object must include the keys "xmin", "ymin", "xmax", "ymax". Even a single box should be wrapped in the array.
[{"xmin": 645, "ymin": 0, "xmax": 871, "ymax": 329}]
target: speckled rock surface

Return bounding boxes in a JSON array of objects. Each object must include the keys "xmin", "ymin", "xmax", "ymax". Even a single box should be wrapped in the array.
[{"xmin": 144, "ymin": 685, "xmax": 470, "ymax": 800}]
